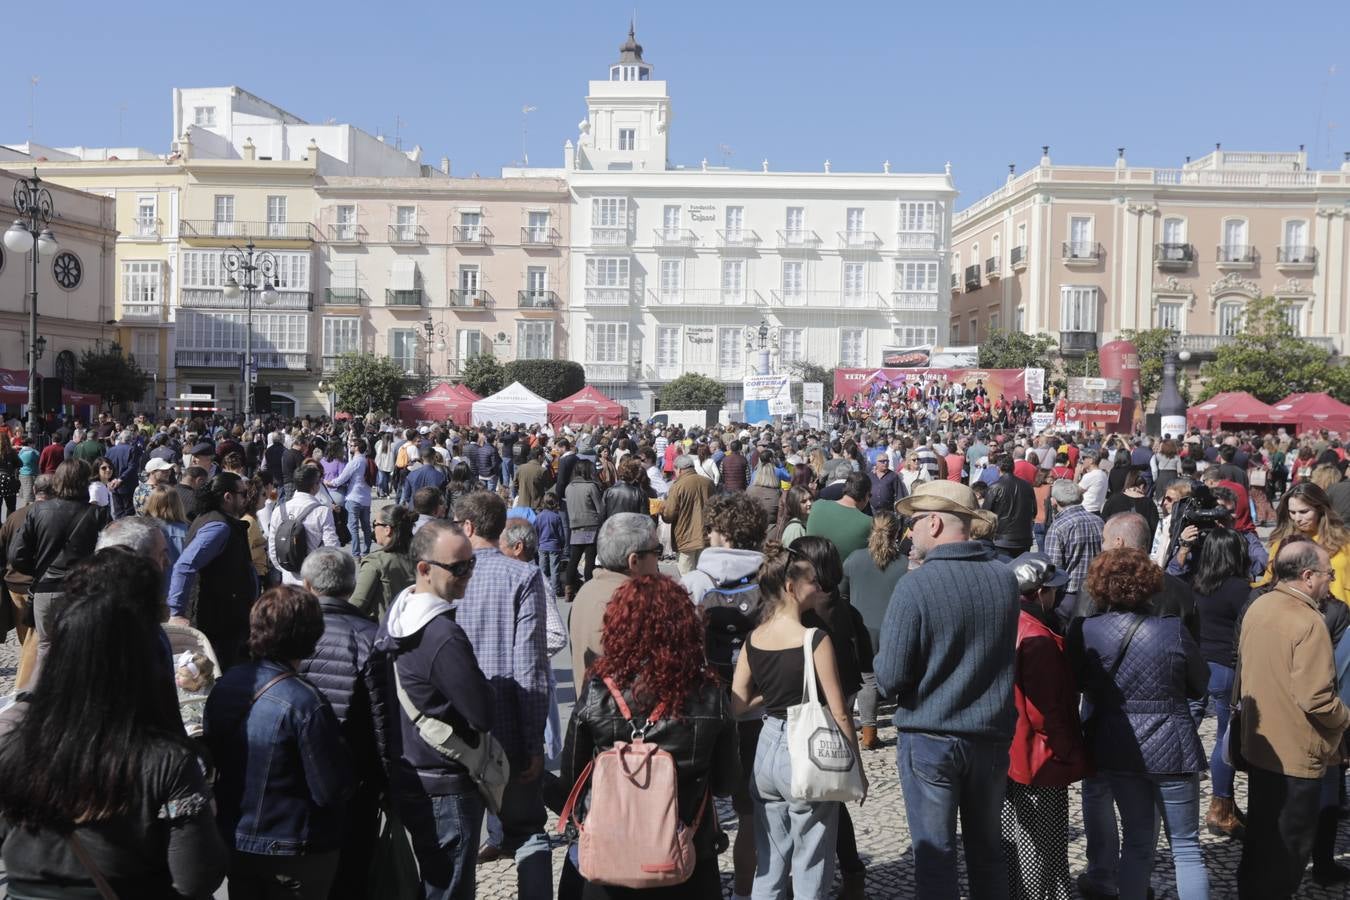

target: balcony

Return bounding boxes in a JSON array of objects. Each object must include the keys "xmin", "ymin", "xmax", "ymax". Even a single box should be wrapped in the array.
[
  {"xmin": 653, "ymin": 228, "xmax": 697, "ymax": 250},
  {"xmin": 1155, "ymin": 243, "xmax": 1195, "ymax": 271},
  {"xmin": 772, "ymin": 290, "xmax": 881, "ymax": 310},
  {"xmin": 518, "ymin": 290, "xmax": 559, "ymax": 310},
  {"xmin": 175, "ymin": 350, "xmax": 310, "ymax": 370},
  {"xmin": 179, "ymin": 288, "xmax": 313, "ymax": 310},
  {"xmin": 385, "ymin": 289, "xmax": 424, "ymax": 307},
  {"xmin": 1062, "ymin": 241, "xmax": 1103, "ymax": 265},
  {"xmin": 452, "ymin": 225, "xmax": 493, "ymax": 246},
  {"xmin": 964, "ymin": 264, "xmax": 982, "ymax": 291},
  {"xmin": 1178, "ymin": 332, "xmax": 1336, "ymax": 358},
  {"xmin": 777, "ymin": 229, "xmax": 822, "ymax": 251},
  {"xmin": 180, "ymin": 220, "xmax": 316, "ymax": 242},
  {"xmin": 323, "ymin": 288, "xmax": 368, "ymax": 306},
  {"xmin": 590, "ymin": 226, "xmax": 632, "ymax": 247},
  {"xmin": 985, "ymin": 256, "xmax": 1001, "ymax": 280},
  {"xmin": 1216, "ymin": 244, "xmax": 1257, "ymax": 269},
  {"xmin": 388, "ymin": 224, "xmax": 428, "ymax": 245},
  {"xmin": 895, "ymin": 230, "xmax": 938, "ymax": 252},
  {"xmin": 1010, "ymin": 245, "xmax": 1027, "ymax": 271},
  {"xmin": 448, "ymin": 289, "xmax": 494, "ymax": 309},
  {"xmin": 583, "ymin": 287, "xmax": 634, "ymax": 306},
  {"xmin": 838, "ymin": 231, "xmax": 882, "ymax": 252},
  {"xmin": 120, "ymin": 301, "xmax": 166, "ymax": 323},
  {"xmin": 1059, "ymin": 331, "xmax": 1099, "ymax": 356},
  {"xmin": 890, "ymin": 292, "xmax": 941, "ymax": 312},
  {"xmin": 1277, "ymin": 245, "xmax": 1317, "ymax": 270},
  {"xmin": 717, "ymin": 230, "xmax": 761, "ymax": 251},
  {"xmin": 125, "ymin": 218, "xmax": 161, "ymax": 241},
  {"xmin": 326, "ymin": 223, "xmax": 367, "ymax": 244},
  {"xmin": 521, "ymin": 226, "xmax": 560, "ymax": 248},
  {"xmin": 951, "ymin": 272, "xmax": 960, "ymax": 291},
  {"xmin": 584, "ymin": 362, "xmax": 636, "ymax": 382},
  {"xmin": 647, "ymin": 288, "xmax": 753, "ymax": 308}
]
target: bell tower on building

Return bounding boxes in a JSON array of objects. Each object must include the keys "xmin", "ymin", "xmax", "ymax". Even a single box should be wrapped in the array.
[{"xmin": 575, "ymin": 24, "xmax": 671, "ymax": 172}]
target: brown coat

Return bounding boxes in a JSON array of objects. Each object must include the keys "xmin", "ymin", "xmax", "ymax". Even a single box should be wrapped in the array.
[
  {"xmin": 513, "ymin": 459, "xmax": 554, "ymax": 511},
  {"xmin": 661, "ymin": 472, "xmax": 712, "ymax": 553},
  {"xmin": 1238, "ymin": 584, "xmax": 1350, "ymax": 778},
  {"xmin": 569, "ymin": 568, "xmax": 630, "ymax": 687}
]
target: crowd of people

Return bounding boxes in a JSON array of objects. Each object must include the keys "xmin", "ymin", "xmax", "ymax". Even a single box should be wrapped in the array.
[{"xmin": 1, "ymin": 403, "xmax": 1350, "ymax": 899}]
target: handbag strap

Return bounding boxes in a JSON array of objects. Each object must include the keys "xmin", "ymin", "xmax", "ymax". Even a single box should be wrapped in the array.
[
  {"xmin": 66, "ymin": 832, "xmax": 118, "ymax": 900},
  {"xmin": 251, "ymin": 671, "xmax": 296, "ymax": 707},
  {"xmin": 601, "ymin": 676, "xmax": 666, "ymax": 739},
  {"xmin": 1106, "ymin": 615, "xmax": 1146, "ymax": 682},
  {"xmin": 800, "ymin": 628, "xmax": 820, "ymax": 706}
]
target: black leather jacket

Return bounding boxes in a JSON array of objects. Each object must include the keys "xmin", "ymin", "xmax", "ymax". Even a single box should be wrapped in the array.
[
  {"xmin": 8, "ymin": 498, "xmax": 107, "ymax": 591},
  {"xmin": 561, "ymin": 677, "xmax": 740, "ymax": 858},
  {"xmin": 599, "ymin": 481, "xmax": 649, "ymax": 525},
  {"xmin": 984, "ymin": 473, "xmax": 1036, "ymax": 550}
]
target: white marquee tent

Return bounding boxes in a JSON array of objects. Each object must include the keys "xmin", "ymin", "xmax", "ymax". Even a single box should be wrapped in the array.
[{"xmin": 471, "ymin": 381, "xmax": 550, "ymax": 426}]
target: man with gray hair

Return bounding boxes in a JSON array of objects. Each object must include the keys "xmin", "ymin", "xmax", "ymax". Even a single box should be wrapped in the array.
[
  {"xmin": 569, "ymin": 512, "xmax": 660, "ymax": 686},
  {"xmin": 662, "ymin": 455, "xmax": 712, "ymax": 575},
  {"xmin": 95, "ymin": 517, "xmax": 169, "ymax": 577},
  {"xmin": 298, "ymin": 546, "xmax": 386, "ymax": 896},
  {"xmin": 1043, "ymin": 478, "xmax": 1104, "ymax": 630}
]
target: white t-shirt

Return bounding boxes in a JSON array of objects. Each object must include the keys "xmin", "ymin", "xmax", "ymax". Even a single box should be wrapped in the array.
[
  {"xmin": 1079, "ymin": 468, "xmax": 1108, "ymax": 513},
  {"xmin": 89, "ymin": 481, "xmax": 111, "ymax": 507}
]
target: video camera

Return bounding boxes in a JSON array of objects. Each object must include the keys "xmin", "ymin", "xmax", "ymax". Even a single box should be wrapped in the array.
[{"xmin": 1166, "ymin": 482, "xmax": 1231, "ymax": 563}]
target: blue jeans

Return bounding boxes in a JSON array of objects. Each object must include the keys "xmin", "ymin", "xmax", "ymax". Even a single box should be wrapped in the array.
[
  {"xmin": 501, "ymin": 458, "xmax": 515, "ymax": 491},
  {"xmin": 751, "ymin": 715, "xmax": 839, "ymax": 899},
  {"xmin": 1033, "ymin": 522, "xmax": 1046, "ymax": 553},
  {"xmin": 1204, "ymin": 662, "xmax": 1236, "ymax": 799},
  {"xmin": 497, "ymin": 776, "xmax": 552, "ymax": 899},
  {"xmin": 395, "ymin": 789, "xmax": 483, "ymax": 900},
  {"xmin": 897, "ymin": 731, "xmax": 1011, "ymax": 900},
  {"xmin": 1103, "ymin": 771, "xmax": 1209, "ymax": 900},
  {"xmin": 540, "ymin": 551, "xmax": 563, "ymax": 597},
  {"xmin": 345, "ymin": 500, "xmax": 372, "ymax": 558},
  {"xmin": 377, "ymin": 469, "xmax": 390, "ymax": 495},
  {"xmin": 1081, "ymin": 775, "xmax": 1119, "ymax": 893}
]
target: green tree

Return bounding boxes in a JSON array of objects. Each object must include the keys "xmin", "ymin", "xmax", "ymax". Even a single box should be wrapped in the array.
[
  {"xmin": 502, "ymin": 359, "xmax": 585, "ymax": 401},
  {"xmin": 788, "ymin": 360, "xmax": 835, "ymax": 405},
  {"xmin": 978, "ymin": 330, "xmax": 1058, "ymax": 371},
  {"xmin": 461, "ymin": 354, "xmax": 504, "ymax": 397},
  {"xmin": 658, "ymin": 373, "xmax": 726, "ymax": 410},
  {"xmin": 1198, "ymin": 296, "xmax": 1349, "ymax": 403},
  {"xmin": 331, "ymin": 353, "xmax": 409, "ymax": 416},
  {"xmin": 1117, "ymin": 327, "xmax": 1175, "ymax": 409},
  {"xmin": 77, "ymin": 343, "xmax": 149, "ymax": 408}
]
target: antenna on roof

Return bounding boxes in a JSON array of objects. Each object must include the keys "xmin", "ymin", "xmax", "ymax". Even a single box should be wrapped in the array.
[
  {"xmin": 522, "ymin": 105, "xmax": 537, "ymax": 166},
  {"xmin": 394, "ymin": 114, "xmax": 404, "ymax": 151},
  {"xmin": 28, "ymin": 75, "xmax": 39, "ymax": 141},
  {"xmin": 718, "ymin": 143, "xmax": 733, "ymax": 166}
]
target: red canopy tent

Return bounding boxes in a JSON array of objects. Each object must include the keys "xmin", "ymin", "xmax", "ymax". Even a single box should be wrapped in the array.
[
  {"xmin": 397, "ymin": 382, "xmax": 480, "ymax": 425},
  {"xmin": 1186, "ymin": 391, "xmax": 1295, "ymax": 432},
  {"xmin": 547, "ymin": 386, "xmax": 627, "ymax": 428},
  {"xmin": 1271, "ymin": 392, "xmax": 1350, "ymax": 436},
  {"xmin": 0, "ymin": 368, "xmax": 102, "ymax": 413}
]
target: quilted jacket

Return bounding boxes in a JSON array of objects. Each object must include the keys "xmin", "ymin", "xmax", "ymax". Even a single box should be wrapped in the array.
[{"xmin": 1068, "ymin": 611, "xmax": 1207, "ymax": 775}]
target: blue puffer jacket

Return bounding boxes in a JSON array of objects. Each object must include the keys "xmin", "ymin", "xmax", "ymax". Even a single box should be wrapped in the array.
[{"xmin": 1069, "ymin": 611, "xmax": 1208, "ymax": 775}]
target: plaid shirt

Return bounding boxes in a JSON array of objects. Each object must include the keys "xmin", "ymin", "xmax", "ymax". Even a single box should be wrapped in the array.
[
  {"xmin": 1043, "ymin": 503, "xmax": 1104, "ymax": 594},
  {"xmin": 455, "ymin": 546, "xmax": 550, "ymax": 764}
]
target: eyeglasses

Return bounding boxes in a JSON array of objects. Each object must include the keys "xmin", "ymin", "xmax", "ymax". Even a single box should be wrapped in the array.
[
  {"xmin": 422, "ymin": 557, "xmax": 476, "ymax": 577},
  {"xmin": 374, "ymin": 521, "xmax": 392, "ymax": 530},
  {"xmin": 634, "ymin": 545, "xmax": 662, "ymax": 557},
  {"xmin": 1309, "ymin": 569, "xmax": 1336, "ymax": 580}
]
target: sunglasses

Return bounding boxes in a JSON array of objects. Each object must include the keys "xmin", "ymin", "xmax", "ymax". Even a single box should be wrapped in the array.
[
  {"xmin": 422, "ymin": 557, "xmax": 476, "ymax": 578},
  {"xmin": 634, "ymin": 545, "xmax": 662, "ymax": 557}
]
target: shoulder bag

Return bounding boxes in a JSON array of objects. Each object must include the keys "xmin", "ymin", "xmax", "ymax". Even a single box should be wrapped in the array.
[{"xmin": 786, "ymin": 629, "xmax": 865, "ymax": 803}]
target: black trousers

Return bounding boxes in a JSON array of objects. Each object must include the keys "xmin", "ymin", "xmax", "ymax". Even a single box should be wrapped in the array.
[
  {"xmin": 559, "ymin": 853, "xmax": 721, "ymax": 900},
  {"xmin": 1238, "ymin": 765, "xmax": 1322, "ymax": 899}
]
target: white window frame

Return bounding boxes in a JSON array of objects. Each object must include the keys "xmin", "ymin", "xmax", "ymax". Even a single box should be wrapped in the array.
[
  {"xmin": 213, "ymin": 195, "xmax": 235, "ymax": 236},
  {"xmin": 181, "ymin": 250, "xmax": 222, "ymax": 288},
  {"xmin": 266, "ymin": 196, "xmax": 287, "ymax": 237},
  {"xmin": 592, "ymin": 197, "xmax": 629, "ymax": 228},
  {"xmin": 527, "ymin": 210, "xmax": 550, "ymax": 242},
  {"xmin": 334, "ymin": 205, "xmax": 357, "ymax": 241},
  {"xmin": 1154, "ymin": 299, "xmax": 1184, "ymax": 332},
  {"xmin": 896, "ymin": 326, "xmax": 938, "ymax": 347},
  {"xmin": 1059, "ymin": 285, "xmax": 1099, "ymax": 332},
  {"xmin": 662, "ymin": 205, "xmax": 681, "ymax": 238},
  {"xmin": 897, "ymin": 261, "xmax": 938, "ymax": 292},
  {"xmin": 778, "ymin": 328, "xmax": 805, "ymax": 366},
  {"xmin": 1283, "ymin": 219, "xmax": 1310, "ymax": 258},
  {"xmin": 135, "ymin": 195, "xmax": 157, "ymax": 236},
  {"xmin": 721, "ymin": 259, "xmax": 745, "ymax": 303},
  {"xmin": 785, "ymin": 207, "xmax": 806, "ymax": 238},
  {"xmin": 1221, "ymin": 218, "xmax": 1248, "ymax": 256},
  {"xmin": 122, "ymin": 261, "xmax": 161, "ymax": 310},
  {"xmin": 517, "ymin": 321, "xmax": 553, "ymax": 360},
  {"xmin": 618, "ymin": 128, "xmax": 637, "ymax": 151},
  {"xmin": 585, "ymin": 257, "xmax": 630, "ymax": 288},
  {"xmin": 839, "ymin": 328, "xmax": 865, "ymax": 368},
  {"xmin": 525, "ymin": 266, "xmax": 548, "ymax": 297},
  {"xmin": 458, "ymin": 264, "xmax": 481, "ymax": 295},
  {"xmin": 843, "ymin": 261, "xmax": 867, "ymax": 299},
  {"xmin": 585, "ymin": 322, "xmax": 629, "ymax": 364},
  {"xmin": 659, "ymin": 259, "xmax": 682, "ymax": 299},
  {"xmin": 457, "ymin": 329, "xmax": 484, "ymax": 362},
  {"xmin": 322, "ymin": 317, "xmax": 361, "ymax": 357},
  {"xmin": 395, "ymin": 206, "xmax": 417, "ymax": 241},
  {"xmin": 725, "ymin": 206, "xmax": 744, "ymax": 239},
  {"xmin": 655, "ymin": 325, "xmax": 681, "ymax": 370},
  {"xmin": 898, "ymin": 201, "xmax": 935, "ymax": 233},
  {"xmin": 1218, "ymin": 301, "xmax": 1244, "ymax": 336},
  {"xmin": 845, "ymin": 208, "xmax": 865, "ymax": 237},
  {"xmin": 782, "ymin": 261, "xmax": 805, "ymax": 297},
  {"xmin": 718, "ymin": 326, "xmax": 744, "ymax": 375},
  {"xmin": 1276, "ymin": 298, "xmax": 1304, "ymax": 335},
  {"xmin": 459, "ymin": 211, "xmax": 482, "ymax": 241},
  {"xmin": 193, "ymin": 106, "xmax": 216, "ymax": 127},
  {"xmin": 1162, "ymin": 216, "xmax": 1187, "ymax": 245}
]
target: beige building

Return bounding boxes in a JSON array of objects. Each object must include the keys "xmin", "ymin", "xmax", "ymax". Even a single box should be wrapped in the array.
[
  {"xmin": 315, "ymin": 177, "xmax": 570, "ymax": 381},
  {"xmin": 0, "ymin": 165, "xmax": 118, "ymax": 413},
  {"xmin": 950, "ymin": 148, "xmax": 1350, "ymax": 364}
]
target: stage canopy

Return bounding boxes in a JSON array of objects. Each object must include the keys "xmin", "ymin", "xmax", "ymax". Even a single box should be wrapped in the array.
[
  {"xmin": 397, "ymin": 382, "xmax": 480, "ymax": 425},
  {"xmin": 1272, "ymin": 392, "xmax": 1350, "ymax": 436},
  {"xmin": 1186, "ymin": 391, "xmax": 1295, "ymax": 431},
  {"xmin": 547, "ymin": 386, "xmax": 627, "ymax": 429},
  {"xmin": 472, "ymin": 381, "xmax": 549, "ymax": 427},
  {"xmin": 0, "ymin": 368, "xmax": 102, "ymax": 410}
]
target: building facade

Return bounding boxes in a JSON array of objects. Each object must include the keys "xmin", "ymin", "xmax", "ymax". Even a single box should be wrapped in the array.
[
  {"xmin": 507, "ymin": 30, "xmax": 955, "ymax": 413},
  {"xmin": 950, "ymin": 148, "xmax": 1350, "ymax": 363}
]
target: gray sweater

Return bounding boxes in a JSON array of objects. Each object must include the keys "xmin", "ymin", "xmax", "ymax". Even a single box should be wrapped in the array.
[{"xmin": 874, "ymin": 541, "xmax": 1019, "ymax": 741}]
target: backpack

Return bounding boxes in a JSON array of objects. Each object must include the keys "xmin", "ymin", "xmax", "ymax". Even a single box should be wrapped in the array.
[
  {"xmin": 557, "ymin": 677, "xmax": 705, "ymax": 889},
  {"xmin": 701, "ymin": 574, "xmax": 764, "ymax": 683},
  {"xmin": 272, "ymin": 500, "xmax": 322, "ymax": 574}
]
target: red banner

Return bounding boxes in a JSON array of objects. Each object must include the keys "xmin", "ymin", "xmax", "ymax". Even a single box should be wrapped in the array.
[
  {"xmin": 1065, "ymin": 401, "xmax": 1123, "ymax": 421},
  {"xmin": 833, "ymin": 367, "xmax": 1033, "ymax": 403}
]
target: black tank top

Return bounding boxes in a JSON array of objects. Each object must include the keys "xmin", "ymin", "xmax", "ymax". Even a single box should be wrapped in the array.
[{"xmin": 745, "ymin": 629, "xmax": 828, "ymax": 719}]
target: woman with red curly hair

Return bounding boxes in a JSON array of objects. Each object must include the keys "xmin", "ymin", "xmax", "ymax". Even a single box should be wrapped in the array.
[{"xmin": 558, "ymin": 574, "xmax": 740, "ymax": 898}]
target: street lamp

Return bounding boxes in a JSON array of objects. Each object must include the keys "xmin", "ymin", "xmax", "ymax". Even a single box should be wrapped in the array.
[
  {"xmin": 317, "ymin": 378, "xmax": 335, "ymax": 419},
  {"xmin": 422, "ymin": 319, "xmax": 448, "ymax": 377},
  {"xmin": 5, "ymin": 171, "xmax": 58, "ymax": 436},
  {"xmin": 744, "ymin": 317, "xmax": 779, "ymax": 376},
  {"xmin": 220, "ymin": 240, "xmax": 278, "ymax": 418}
]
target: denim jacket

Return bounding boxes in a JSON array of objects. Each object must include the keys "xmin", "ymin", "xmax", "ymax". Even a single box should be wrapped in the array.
[{"xmin": 203, "ymin": 659, "xmax": 355, "ymax": 855}]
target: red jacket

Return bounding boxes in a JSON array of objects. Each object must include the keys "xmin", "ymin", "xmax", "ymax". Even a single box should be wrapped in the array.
[{"xmin": 1008, "ymin": 608, "xmax": 1091, "ymax": 787}]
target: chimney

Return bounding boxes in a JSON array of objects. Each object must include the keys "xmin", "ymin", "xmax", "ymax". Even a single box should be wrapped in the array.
[
  {"xmin": 306, "ymin": 138, "xmax": 319, "ymax": 162},
  {"xmin": 1342, "ymin": 151, "xmax": 1350, "ymax": 173},
  {"xmin": 179, "ymin": 130, "xmax": 192, "ymax": 161},
  {"xmin": 242, "ymin": 137, "xmax": 256, "ymax": 161},
  {"xmin": 883, "ymin": 160, "xmax": 891, "ymax": 174},
  {"xmin": 1007, "ymin": 163, "xmax": 1016, "ymax": 183},
  {"xmin": 563, "ymin": 140, "xmax": 576, "ymax": 170},
  {"xmin": 824, "ymin": 159, "xmax": 831, "ymax": 174},
  {"xmin": 1040, "ymin": 145, "xmax": 1051, "ymax": 166},
  {"xmin": 1116, "ymin": 147, "xmax": 1126, "ymax": 169},
  {"xmin": 440, "ymin": 156, "xmax": 450, "ymax": 175}
]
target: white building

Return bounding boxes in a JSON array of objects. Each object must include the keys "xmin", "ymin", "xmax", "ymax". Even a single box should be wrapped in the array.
[{"xmin": 506, "ymin": 29, "xmax": 955, "ymax": 411}]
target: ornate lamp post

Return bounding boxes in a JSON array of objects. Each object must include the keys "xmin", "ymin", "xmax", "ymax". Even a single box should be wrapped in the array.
[
  {"xmin": 220, "ymin": 240, "xmax": 278, "ymax": 418},
  {"xmin": 744, "ymin": 317, "xmax": 779, "ymax": 376},
  {"xmin": 4, "ymin": 172, "xmax": 59, "ymax": 436},
  {"xmin": 422, "ymin": 319, "xmax": 449, "ymax": 377}
]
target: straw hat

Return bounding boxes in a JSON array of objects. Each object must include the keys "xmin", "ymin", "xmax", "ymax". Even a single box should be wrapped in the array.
[{"xmin": 896, "ymin": 480, "xmax": 998, "ymax": 531}]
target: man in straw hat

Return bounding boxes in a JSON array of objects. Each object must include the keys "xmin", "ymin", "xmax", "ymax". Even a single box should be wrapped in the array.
[{"xmin": 874, "ymin": 479, "xmax": 1019, "ymax": 899}]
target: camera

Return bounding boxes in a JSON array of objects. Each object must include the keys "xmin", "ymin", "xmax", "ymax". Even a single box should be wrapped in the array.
[{"xmin": 1167, "ymin": 482, "xmax": 1231, "ymax": 562}]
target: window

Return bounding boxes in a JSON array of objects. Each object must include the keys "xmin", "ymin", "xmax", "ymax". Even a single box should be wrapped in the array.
[
  {"xmin": 1218, "ymin": 302, "xmax": 1244, "ymax": 336},
  {"xmin": 459, "ymin": 211, "xmax": 481, "ymax": 241},
  {"xmin": 322, "ymin": 317, "xmax": 361, "ymax": 357},
  {"xmin": 1016, "ymin": 222, "xmax": 1027, "ymax": 248},
  {"xmin": 1162, "ymin": 217, "xmax": 1186, "ymax": 245},
  {"xmin": 618, "ymin": 128, "xmax": 636, "ymax": 151},
  {"xmin": 457, "ymin": 330, "xmax": 483, "ymax": 362},
  {"xmin": 1069, "ymin": 216, "xmax": 1093, "ymax": 244},
  {"xmin": 1155, "ymin": 301, "xmax": 1182, "ymax": 331},
  {"xmin": 896, "ymin": 326, "xmax": 938, "ymax": 346},
  {"xmin": 1059, "ymin": 286, "xmax": 1099, "ymax": 332},
  {"xmin": 177, "ymin": 311, "xmax": 308, "ymax": 352},
  {"xmin": 134, "ymin": 332, "xmax": 158, "ymax": 370},
  {"xmin": 970, "ymin": 319, "xmax": 979, "ymax": 341},
  {"xmin": 213, "ymin": 195, "xmax": 235, "ymax": 236},
  {"xmin": 517, "ymin": 321, "xmax": 553, "ymax": 360},
  {"xmin": 395, "ymin": 206, "xmax": 416, "ymax": 241},
  {"xmin": 527, "ymin": 211, "xmax": 550, "ymax": 242},
  {"xmin": 335, "ymin": 205, "xmax": 356, "ymax": 241},
  {"xmin": 843, "ymin": 262, "xmax": 866, "ymax": 298},
  {"xmin": 782, "ymin": 261, "xmax": 805, "ymax": 297},
  {"xmin": 989, "ymin": 313, "xmax": 1000, "ymax": 333},
  {"xmin": 718, "ymin": 327, "xmax": 744, "ymax": 373},
  {"xmin": 659, "ymin": 259, "xmax": 682, "ymax": 299},
  {"xmin": 779, "ymin": 328, "xmax": 805, "ymax": 366},
  {"xmin": 135, "ymin": 196, "xmax": 157, "ymax": 236},
  {"xmin": 991, "ymin": 234, "xmax": 1000, "ymax": 265},
  {"xmin": 525, "ymin": 267, "xmax": 548, "ymax": 298},
  {"xmin": 662, "ymin": 205, "xmax": 681, "ymax": 238},
  {"xmin": 458, "ymin": 265, "xmax": 481, "ymax": 296},
  {"xmin": 721, "ymin": 260, "xmax": 745, "ymax": 302},
  {"xmin": 785, "ymin": 207, "xmax": 805, "ymax": 238},
  {"xmin": 271, "ymin": 253, "xmax": 310, "ymax": 291},
  {"xmin": 897, "ymin": 261, "xmax": 938, "ymax": 292},
  {"xmin": 898, "ymin": 201, "xmax": 935, "ymax": 232},
  {"xmin": 950, "ymin": 322, "xmax": 960, "ymax": 343},
  {"xmin": 840, "ymin": 329, "xmax": 865, "ymax": 367},
  {"xmin": 122, "ymin": 261, "xmax": 161, "ymax": 310},
  {"xmin": 586, "ymin": 257, "xmax": 629, "ymax": 288},
  {"xmin": 1284, "ymin": 219, "xmax": 1309, "ymax": 256},
  {"xmin": 1279, "ymin": 301, "xmax": 1305, "ymax": 335},
  {"xmin": 593, "ymin": 197, "xmax": 628, "ymax": 228},
  {"xmin": 193, "ymin": 107, "xmax": 216, "ymax": 127},
  {"xmin": 1222, "ymin": 219, "xmax": 1248, "ymax": 256},
  {"xmin": 266, "ymin": 196, "xmax": 287, "ymax": 236},
  {"xmin": 846, "ymin": 208, "xmax": 865, "ymax": 237},
  {"xmin": 585, "ymin": 323, "xmax": 629, "ymax": 363},
  {"xmin": 656, "ymin": 326, "xmax": 681, "ymax": 369},
  {"xmin": 181, "ymin": 250, "xmax": 221, "ymax": 288},
  {"xmin": 1014, "ymin": 307, "xmax": 1025, "ymax": 332},
  {"xmin": 725, "ymin": 206, "xmax": 744, "ymax": 239}
]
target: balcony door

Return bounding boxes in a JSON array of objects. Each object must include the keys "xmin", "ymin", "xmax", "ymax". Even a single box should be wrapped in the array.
[
  {"xmin": 526, "ymin": 267, "xmax": 548, "ymax": 306},
  {"xmin": 1069, "ymin": 216, "xmax": 1092, "ymax": 255},
  {"xmin": 1222, "ymin": 219, "xmax": 1247, "ymax": 258},
  {"xmin": 1284, "ymin": 220, "xmax": 1308, "ymax": 257}
]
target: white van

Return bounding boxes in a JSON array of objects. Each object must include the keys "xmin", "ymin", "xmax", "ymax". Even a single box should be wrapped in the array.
[{"xmin": 648, "ymin": 409, "xmax": 716, "ymax": 430}]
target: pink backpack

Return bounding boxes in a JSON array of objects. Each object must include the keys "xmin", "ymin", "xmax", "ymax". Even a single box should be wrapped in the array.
[{"xmin": 557, "ymin": 677, "xmax": 708, "ymax": 889}]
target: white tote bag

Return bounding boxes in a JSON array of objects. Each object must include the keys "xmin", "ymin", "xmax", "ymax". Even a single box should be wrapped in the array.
[{"xmin": 785, "ymin": 629, "xmax": 865, "ymax": 802}]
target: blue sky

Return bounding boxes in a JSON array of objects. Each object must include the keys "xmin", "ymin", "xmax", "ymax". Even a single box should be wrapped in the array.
[{"xmin": 4, "ymin": 0, "xmax": 1348, "ymax": 207}]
